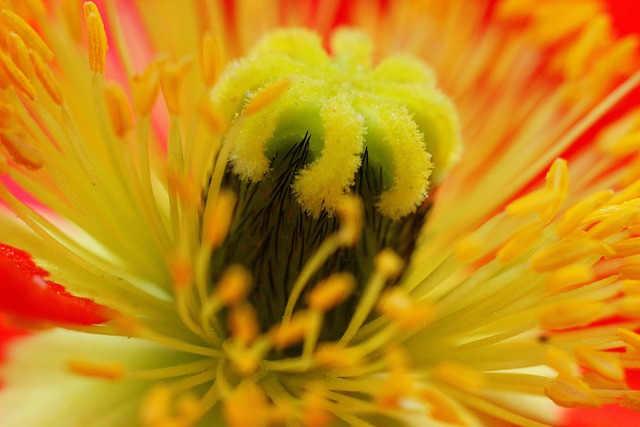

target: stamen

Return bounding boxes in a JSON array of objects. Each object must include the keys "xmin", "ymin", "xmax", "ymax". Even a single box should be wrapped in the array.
[
  {"xmin": 307, "ymin": 273, "xmax": 355, "ymax": 312},
  {"xmin": 0, "ymin": 50, "xmax": 36, "ymax": 100},
  {"xmin": 0, "ymin": 132, "xmax": 44, "ymax": 170},
  {"xmin": 202, "ymin": 190, "xmax": 236, "ymax": 250},
  {"xmin": 160, "ymin": 56, "xmax": 193, "ymax": 116},
  {"xmin": 530, "ymin": 239, "xmax": 602, "ymax": 272},
  {"xmin": 0, "ymin": 9, "xmax": 54, "ymax": 61},
  {"xmin": 223, "ymin": 381, "xmax": 270, "ymax": 427},
  {"xmin": 67, "ymin": 358, "xmax": 125, "ymax": 381},
  {"xmin": 539, "ymin": 300, "xmax": 607, "ymax": 330},
  {"xmin": 83, "ymin": 2, "xmax": 108, "ymax": 74},
  {"xmin": 497, "ymin": 222, "xmax": 543, "ymax": 264},
  {"xmin": 29, "ymin": 51, "xmax": 64, "ymax": 105},
  {"xmin": 201, "ymin": 33, "xmax": 226, "ymax": 87},
  {"xmin": 132, "ymin": 60, "xmax": 162, "ymax": 116},
  {"xmin": 545, "ymin": 375, "xmax": 601, "ymax": 409},
  {"xmin": 227, "ymin": 303, "xmax": 260, "ymax": 346},
  {"xmin": 557, "ymin": 190, "xmax": 614, "ymax": 236},
  {"xmin": 270, "ymin": 311, "xmax": 312, "ymax": 350},
  {"xmin": 575, "ymin": 346, "xmax": 625, "ymax": 382},
  {"xmin": 104, "ymin": 82, "xmax": 134, "ymax": 138},
  {"xmin": 377, "ymin": 287, "xmax": 434, "ymax": 329},
  {"xmin": 433, "ymin": 361, "xmax": 485, "ymax": 391},
  {"xmin": 213, "ymin": 265, "xmax": 252, "ymax": 306},
  {"xmin": 243, "ymin": 78, "xmax": 291, "ymax": 116},
  {"xmin": 545, "ymin": 264, "xmax": 594, "ymax": 292}
]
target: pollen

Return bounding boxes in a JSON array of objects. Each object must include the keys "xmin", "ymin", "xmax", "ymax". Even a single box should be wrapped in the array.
[
  {"xmin": 83, "ymin": 2, "xmax": 107, "ymax": 74},
  {"xmin": 307, "ymin": 273, "xmax": 355, "ymax": 312}
]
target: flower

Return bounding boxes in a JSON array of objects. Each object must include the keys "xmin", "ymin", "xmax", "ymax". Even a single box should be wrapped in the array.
[{"xmin": 1, "ymin": 0, "xmax": 640, "ymax": 426}]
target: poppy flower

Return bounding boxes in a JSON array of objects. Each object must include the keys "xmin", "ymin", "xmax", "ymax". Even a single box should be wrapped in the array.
[{"xmin": 1, "ymin": 0, "xmax": 640, "ymax": 426}]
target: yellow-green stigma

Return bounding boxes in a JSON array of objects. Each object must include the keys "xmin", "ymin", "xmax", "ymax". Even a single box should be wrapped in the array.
[{"xmin": 207, "ymin": 28, "xmax": 461, "ymax": 338}]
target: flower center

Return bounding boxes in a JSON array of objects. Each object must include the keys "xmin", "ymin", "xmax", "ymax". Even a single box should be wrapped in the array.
[{"xmin": 205, "ymin": 28, "xmax": 461, "ymax": 346}]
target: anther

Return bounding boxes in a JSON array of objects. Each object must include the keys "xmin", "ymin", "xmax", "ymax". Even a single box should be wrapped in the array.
[
  {"xmin": 160, "ymin": 56, "xmax": 193, "ymax": 116},
  {"xmin": 132, "ymin": 60, "xmax": 162, "ymax": 116},
  {"xmin": 374, "ymin": 249, "xmax": 405, "ymax": 280},
  {"xmin": 0, "ymin": 132, "xmax": 44, "ymax": 170},
  {"xmin": 30, "ymin": 50, "xmax": 63, "ymax": 105},
  {"xmin": 269, "ymin": 311, "xmax": 312, "ymax": 349},
  {"xmin": 314, "ymin": 344, "xmax": 362, "ymax": 369},
  {"xmin": 377, "ymin": 287, "xmax": 433, "ymax": 329},
  {"xmin": 105, "ymin": 82, "xmax": 134, "ymax": 138},
  {"xmin": 214, "ymin": 265, "xmax": 252, "ymax": 307},
  {"xmin": 83, "ymin": 2, "xmax": 108, "ymax": 74},
  {"xmin": 433, "ymin": 361, "xmax": 485, "ymax": 391},
  {"xmin": 539, "ymin": 300, "xmax": 606, "ymax": 330},
  {"xmin": 575, "ymin": 346, "xmax": 624, "ymax": 382},
  {"xmin": 0, "ymin": 51, "xmax": 36, "ymax": 100},
  {"xmin": 530, "ymin": 239, "xmax": 602, "ymax": 272},
  {"xmin": 202, "ymin": 190, "xmax": 236, "ymax": 250},
  {"xmin": 619, "ymin": 264, "xmax": 640, "ymax": 281},
  {"xmin": 545, "ymin": 375, "xmax": 601, "ymax": 409},
  {"xmin": 67, "ymin": 358, "xmax": 125, "ymax": 381},
  {"xmin": 227, "ymin": 303, "xmax": 260, "ymax": 346},
  {"xmin": 496, "ymin": 222, "xmax": 543, "ymax": 264},
  {"xmin": 307, "ymin": 273, "xmax": 355, "ymax": 312},
  {"xmin": 1, "ymin": 9, "xmax": 54, "ymax": 61}
]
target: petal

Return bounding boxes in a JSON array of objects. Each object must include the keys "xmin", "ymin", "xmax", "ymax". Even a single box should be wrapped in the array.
[{"xmin": 0, "ymin": 244, "xmax": 113, "ymax": 325}]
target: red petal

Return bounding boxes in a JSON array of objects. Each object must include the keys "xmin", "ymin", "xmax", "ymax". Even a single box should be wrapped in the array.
[{"xmin": 0, "ymin": 244, "xmax": 113, "ymax": 325}]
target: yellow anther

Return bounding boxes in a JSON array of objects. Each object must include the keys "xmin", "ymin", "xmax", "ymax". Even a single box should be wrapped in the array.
[
  {"xmin": 314, "ymin": 343, "xmax": 361, "ymax": 369},
  {"xmin": 505, "ymin": 189, "xmax": 561, "ymax": 218},
  {"xmin": 545, "ymin": 375, "xmax": 601, "ymax": 409},
  {"xmin": 215, "ymin": 265, "xmax": 252, "ymax": 306},
  {"xmin": 269, "ymin": 311, "xmax": 312, "ymax": 349},
  {"xmin": 0, "ymin": 132, "xmax": 44, "ymax": 170},
  {"xmin": 67, "ymin": 359, "xmax": 125, "ymax": 381},
  {"xmin": 0, "ymin": 51, "xmax": 36, "ymax": 100},
  {"xmin": 224, "ymin": 340, "xmax": 261, "ymax": 376},
  {"xmin": 201, "ymin": 32, "xmax": 225, "ymax": 87},
  {"xmin": 160, "ymin": 56, "xmax": 193, "ymax": 116},
  {"xmin": 619, "ymin": 264, "xmax": 640, "ymax": 281},
  {"xmin": 575, "ymin": 346, "xmax": 624, "ymax": 382},
  {"xmin": 540, "ymin": 158, "xmax": 569, "ymax": 222},
  {"xmin": 454, "ymin": 233, "xmax": 486, "ymax": 263},
  {"xmin": 376, "ymin": 348, "xmax": 413, "ymax": 409},
  {"xmin": 0, "ymin": 9, "xmax": 54, "ymax": 61},
  {"xmin": 169, "ymin": 251, "xmax": 192, "ymax": 290},
  {"xmin": 228, "ymin": 303, "xmax": 260, "ymax": 346},
  {"xmin": 433, "ymin": 361, "xmax": 485, "ymax": 390},
  {"xmin": 612, "ymin": 236, "xmax": 640, "ymax": 258},
  {"xmin": 545, "ymin": 264, "xmax": 594, "ymax": 292},
  {"xmin": 307, "ymin": 273, "xmax": 354, "ymax": 312},
  {"xmin": 202, "ymin": 95, "xmax": 229, "ymax": 134},
  {"xmin": 539, "ymin": 300, "xmax": 605, "ymax": 330},
  {"xmin": 243, "ymin": 78, "xmax": 291, "ymax": 116},
  {"xmin": 302, "ymin": 384, "xmax": 334, "ymax": 427},
  {"xmin": 587, "ymin": 206, "xmax": 639, "ymax": 240},
  {"xmin": 563, "ymin": 15, "xmax": 609, "ymax": 80},
  {"xmin": 7, "ymin": 32, "xmax": 33, "ymax": 78},
  {"xmin": 202, "ymin": 190, "xmax": 236, "ymax": 249},
  {"xmin": 546, "ymin": 347, "xmax": 577, "ymax": 377},
  {"xmin": 377, "ymin": 287, "xmax": 433, "ymax": 329},
  {"xmin": 610, "ymin": 179, "xmax": 640, "ymax": 206},
  {"xmin": 141, "ymin": 385, "xmax": 172, "ymax": 426},
  {"xmin": 30, "ymin": 51, "xmax": 63, "ymax": 105},
  {"xmin": 223, "ymin": 381, "xmax": 270, "ymax": 427},
  {"xmin": 104, "ymin": 82, "xmax": 134, "ymax": 138},
  {"xmin": 496, "ymin": 222, "xmax": 543, "ymax": 264},
  {"xmin": 419, "ymin": 387, "xmax": 467, "ymax": 426},
  {"xmin": 596, "ymin": 108, "xmax": 640, "ymax": 156},
  {"xmin": 83, "ymin": 2, "xmax": 108, "ymax": 74},
  {"xmin": 374, "ymin": 249, "xmax": 404, "ymax": 279},
  {"xmin": 336, "ymin": 196, "xmax": 362, "ymax": 246},
  {"xmin": 618, "ymin": 328, "xmax": 640, "ymax": 351},
  {"xmin": 557, "ymin": 190, "xmax": 614, "ymax": 236},
  {"xmin": 132, "ymin": 60, "xmax": 162, "ymax": 116},
  {"xmin": 530, "ymin": 239, "xmax": 601, "ymax": 272},
  {"xmin": 528, "ymin": 2, "xmax": 602, "ymax": 46}
]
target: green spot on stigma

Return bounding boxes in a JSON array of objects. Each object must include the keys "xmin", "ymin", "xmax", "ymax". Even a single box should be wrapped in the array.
[{"xmin": 206, "ymin": 28, "xmax": 461, "ymax": 343}]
